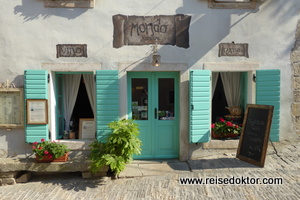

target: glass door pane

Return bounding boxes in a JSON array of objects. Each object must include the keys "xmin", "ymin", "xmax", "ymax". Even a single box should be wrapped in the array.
[
  {"xmin": 158, "ymin": 78, "xmax": 175, "ymax": 120},
  {"xmin": 131, "ymin": 78, "xmax": 148, "ymax": 120}
]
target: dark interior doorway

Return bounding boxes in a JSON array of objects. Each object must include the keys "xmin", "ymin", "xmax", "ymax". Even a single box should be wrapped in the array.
[
  {"xmin": 70, "ymin": 75, "xmax": 94, "ymax": 138},
  {"xmin": 212, "ymin": 75, "xmax": 229, "ymax": 123}
]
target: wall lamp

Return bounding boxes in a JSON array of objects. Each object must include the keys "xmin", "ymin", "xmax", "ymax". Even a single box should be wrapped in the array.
[{"xmin": 151, "ymin": 40, "xmax": 161, "ymax": 67}]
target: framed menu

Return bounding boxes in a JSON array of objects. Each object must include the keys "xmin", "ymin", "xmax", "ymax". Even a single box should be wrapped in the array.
[
  {"xmin": 0, "ymin": 89, "xmax": 24, "ymax": 128},
  {"xmin": 26, "ymin": 99, "xmax": 48, "ymax": 124},
  {"xmin": 79, "ymin": 118, "xmax": 95, "ymax": 139}
]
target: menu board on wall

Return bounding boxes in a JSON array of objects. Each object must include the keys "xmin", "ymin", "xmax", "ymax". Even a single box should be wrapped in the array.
[{"xmin": 0, "ymin": 89, "xmax": 24, "ymax": 128}]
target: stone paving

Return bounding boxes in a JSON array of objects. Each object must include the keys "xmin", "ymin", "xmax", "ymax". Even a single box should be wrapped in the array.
[{"xmin": 0, "ymin": 139, "xmax": 299, "ymax": 200}]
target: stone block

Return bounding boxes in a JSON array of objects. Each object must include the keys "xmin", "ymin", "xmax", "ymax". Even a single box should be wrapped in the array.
[
  {"xmin": 294, "ymin": 117, "xmax": 300, "ymax": 130},
  {"xmin": 0, "ymin": 172, "xmax": 19, "ymax": 178},
  {"xmin": 292, "ymin": 103, "xmax": 300, "ymax": 116},
  {"xmin": 82, "ymin": 171, "xmax": 107, "ymax": 178},
  {"xmin": 0, "ymin": 178, "xmax": 16, "ymax": 186},
  {"xmin": 294, "ymin": 91, "xmax": 300, "ymax": 102},
  {"xmin": 16, "ymin": 172, "xmax": 32, "ymax": 183},
  {"xmin": 292, "ymin": 63, "xmax": 300, "ymax": 77},
  {"xmin": 82, "ymin": 166, "xmax": 109, "ymax": 178},
  {"xmin": 291, "ymin": 49, "xmax": 300, "ymax": 62},
  {"xmin": 293, "ymin": 77, "xmax": 300, "ymax": 90},
  {"xmin": 82, "ymin": 171, "xmax": 93, "ymax": 178}
]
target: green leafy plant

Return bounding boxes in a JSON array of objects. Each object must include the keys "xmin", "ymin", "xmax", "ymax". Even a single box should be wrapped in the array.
[
  {"xmin": 89, "ymin": 119, "xmax": 142, "ymax": 176},
  {"xmin": 211, "ymin": 118, "xmax": 242, "ymax": 137},
  {"xmin": 32, "ymin": 138, "xmax": 70, "ymax": 159}
]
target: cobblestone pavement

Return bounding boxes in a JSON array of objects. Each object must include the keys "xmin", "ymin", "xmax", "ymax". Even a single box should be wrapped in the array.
[{"xmin": 0, "ymin": 139, "xmax": 299, "ymax": 200}]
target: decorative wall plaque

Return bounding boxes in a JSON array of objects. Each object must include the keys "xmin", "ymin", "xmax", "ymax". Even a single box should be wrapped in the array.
[
  {"xmin": 219, "ymin": 42, "xmax": 249, "ymax": 58},
  {"xmin": 56, "ymin": 44, "xmax": 87, "ymax": 58},
  {"xmin": 113, "ymin": 14, "xmax": 191, "ymax": 48},
  {"xmin": 208, "ymin": 0, "xmax": 257, "ymax": 9},
  {"xmin": 45, "ymin": 0, "xmax": 94, "ymax": 8},
  {"xmin": 0, "ymin": 89, "xmax": 24, "ymax": 128}
]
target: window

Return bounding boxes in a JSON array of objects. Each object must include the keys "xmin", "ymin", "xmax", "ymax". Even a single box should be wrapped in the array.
[
  {"xmin": 44, "ymin": 0, "xmax": 95, "ymax": 8},
  {"xmin": 208, "ymin": 0, "xmax": 256, "ymax": 9}
]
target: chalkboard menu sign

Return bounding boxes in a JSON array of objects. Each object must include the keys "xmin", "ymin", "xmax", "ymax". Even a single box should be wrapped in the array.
[{"xmin": 237, "ymin": 104, "xmax": 274, "ymax": 167}]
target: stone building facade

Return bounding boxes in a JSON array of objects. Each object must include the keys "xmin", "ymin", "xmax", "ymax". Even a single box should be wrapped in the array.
[
  {"xmin": 0, "ymin": 0, "xmax": 300, "ymax": 160},
  {"xmin": 291, "ymin": 20, "xmax": 300, "ymax": 136}
]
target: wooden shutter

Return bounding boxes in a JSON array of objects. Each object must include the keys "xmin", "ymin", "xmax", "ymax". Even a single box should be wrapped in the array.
[
  {"xmin": 189, "ymin": 70, "xmax": 211, "ymax": 143},
  {"xmin": 95, "ymin": 70, "xmax": 119, "ymax": 142},
  {"xmin": 256, "ymin": 70, "xmax": 280, "ymax": 141},
  {"xmin": 24, "ymin": 70, "xmax": 48, "ymax": 143}
]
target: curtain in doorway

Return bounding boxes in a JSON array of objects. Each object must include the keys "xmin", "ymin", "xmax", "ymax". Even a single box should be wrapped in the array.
[
  {"xmin": 63, "ymin": 74, "xmax": 81, "ymax": 131},
  {"xmin": 220, "ymin": 72, "xmax": 241, "ymax": 107},
  {"xmin": 83, "ymin": 74, "xmax": 95, "ymax": 115},
  {"xmin": 212, "ymin": 72, "xmax": 219, "ymax": 99}
]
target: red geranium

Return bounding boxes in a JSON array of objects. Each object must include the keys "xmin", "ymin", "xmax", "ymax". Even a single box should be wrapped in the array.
[
  {"xmin": 211, "ymin": 118, "xmax": 242, "ymax": 136},
  {"xmin": 31, "ymin": 138, "xmax": 70, "ymax": 160}
]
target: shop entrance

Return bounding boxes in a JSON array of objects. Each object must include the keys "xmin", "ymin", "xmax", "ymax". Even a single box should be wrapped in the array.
[{"xmin": 127, "ymin": 72, "xmax": 179, "ymax": 159}]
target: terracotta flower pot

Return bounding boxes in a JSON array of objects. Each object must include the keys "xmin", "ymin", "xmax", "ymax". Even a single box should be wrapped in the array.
[
  {"xmin": 212, "ymin": 131, "xmax": 240, "ymax": 139},
  {"xmin": 35, "ymin": 153, "xmax": 69, "ymax": 163}
]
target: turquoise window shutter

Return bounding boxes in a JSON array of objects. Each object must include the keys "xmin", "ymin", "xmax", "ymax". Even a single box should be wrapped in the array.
[
  {"xmin": 189, "ymin": 70, "xmax": 211, "ymax": 143},
  {"xmin": 96, "ymin": 70, "xmax": 119, "ymax": 142},
  {"xmin": 256, "ymin": 70, "xmax": 280, "ymax": 142},
  {"xmin": 24, "ymin": 70, "xmax": 49, "ymax": 143}
]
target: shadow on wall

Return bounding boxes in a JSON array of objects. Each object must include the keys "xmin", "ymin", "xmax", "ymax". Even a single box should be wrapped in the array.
[
  {"xmin": 118, "ymin": 1, "xmax": 262, "ymax": 72},
  {"xmin": 0, "ymin": 128, "xmax": 30, "ymax": 157},
  {"xmin": 14, "ymin": 0, "xmax": 89, "ymax": 22},
  {"xmin": 172, "ymin": 0, "xmax": 262, "ymax": 68}
]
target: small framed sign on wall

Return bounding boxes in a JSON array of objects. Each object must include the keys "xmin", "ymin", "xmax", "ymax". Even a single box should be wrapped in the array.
[{"xmin": 26, "ymin": 99, "xmax": 48, "ymax": 125}]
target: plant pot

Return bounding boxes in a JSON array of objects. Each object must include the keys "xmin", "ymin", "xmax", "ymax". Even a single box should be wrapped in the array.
[
  {"xmin": 35, "ymin": 153, "xmax": 69, "ymax": 163},
  {"xmin": 212, "ymin": 131, "xmax": 240, "ymax": 139}
]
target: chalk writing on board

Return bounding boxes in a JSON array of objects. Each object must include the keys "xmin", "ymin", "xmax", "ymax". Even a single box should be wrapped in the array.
[{"xmin": 236, "ymin": 104, "xmax": 274, "ymax": 167}]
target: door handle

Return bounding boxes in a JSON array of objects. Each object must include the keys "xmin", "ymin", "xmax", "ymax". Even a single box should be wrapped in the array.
[{"xmin": 154, "ymin": 108, "xmax": 157, "ymax": 119}]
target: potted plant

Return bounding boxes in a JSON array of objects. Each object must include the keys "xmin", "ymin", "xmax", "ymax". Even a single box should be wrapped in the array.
[
  {"xmin": 32, "ymin": 138, "xmax": 70, "ymax": 162},
  {"xmin": 89, "ymin": 119, "xmax": 142, "ymax": 179},
  {"xmin": 211, "ymin": 118, "xmax": 242, "ymax": 139}
]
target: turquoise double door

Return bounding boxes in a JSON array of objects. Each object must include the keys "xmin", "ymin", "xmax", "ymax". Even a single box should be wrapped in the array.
[{"xmin": 128, "ymin": 72, "xmax": 179, "ymax": 159}]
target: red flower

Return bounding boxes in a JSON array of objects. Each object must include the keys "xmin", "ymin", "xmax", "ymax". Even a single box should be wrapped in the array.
[
  {"xmin": 235, "ymin": 125, "xmax": 239, "ymax": 129},
  {"xmin": 38, "ymin": 147, "xmax": 43, "ymax": 150},
  {"xmin": 48, "ymin": 154, "xmax": 53, "ymax": 159},
  {"xmin": 44, "ymin": 150, "xmax": 49, "ymax": 155},
  {"xmin": 226, "ymin": 121, "xmax": 233, "ymax": 126},
  {"xmin": 220, "ymin": 118, "xmax": 225, "ymax": 122},
  {"xmin": 211, "ymin": 123, "xmax": 215, "ymax": 128},
  {"xmin": 33, "ymin": 142, "xmax": 38, "ymax": 145},
  {"xmin": 32, "ymin": 146, "xmax": 36, "ymax": 149},
  {"xmin": 41, "ymin": 139, "xmax": 45, "ymax": 142}
]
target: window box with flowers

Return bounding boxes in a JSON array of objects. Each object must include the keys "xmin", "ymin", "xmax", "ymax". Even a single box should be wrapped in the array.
[
  {"xmin": 211, "ymin": 118, "xmax": 242, "ymax": 139},
  {"xmin": 32, "ymin": 139, "xmax": 70, "ymax": 162}
]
